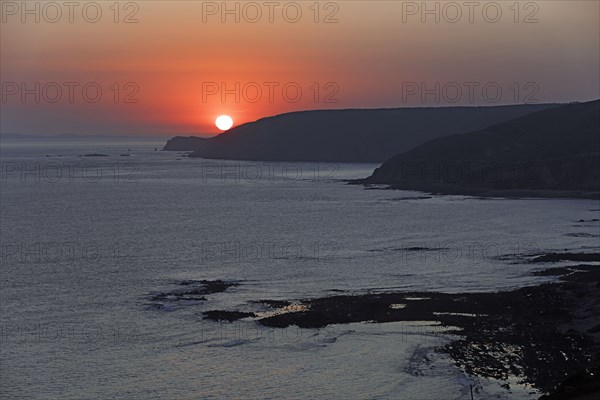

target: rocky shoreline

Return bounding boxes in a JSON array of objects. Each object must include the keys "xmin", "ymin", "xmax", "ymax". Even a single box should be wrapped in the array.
[{"xmin": 200, "ymin": 254, "xmax": 600, "ymax": 398}]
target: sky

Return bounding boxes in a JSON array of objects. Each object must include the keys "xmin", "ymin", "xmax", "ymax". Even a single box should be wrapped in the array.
[{"xmin": 1, "ymin": 0, "xmax": 599, "ymax": 137}]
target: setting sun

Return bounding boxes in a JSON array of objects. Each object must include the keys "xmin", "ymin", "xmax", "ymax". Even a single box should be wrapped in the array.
[
  {"xmin": 215, "ymin": 115, "xmax": 234, "ymax": 131},
  {"xmin": 1, "ymin": 1, "xmax": 599, "ymax": 399}
]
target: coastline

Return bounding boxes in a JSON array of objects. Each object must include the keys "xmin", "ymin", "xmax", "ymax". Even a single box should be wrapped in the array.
[
  {"xmin": 203, "ymin": 255, "xmax": 600, "ymax": 398},
  {"xmin": 347, "ymin": 181, "xmax": 600, "ymax": 200}
]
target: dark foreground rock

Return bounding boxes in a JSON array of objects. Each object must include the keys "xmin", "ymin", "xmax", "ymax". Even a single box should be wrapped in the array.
[
  {"xmin": 194, "ymin": 258, "xmax": 599, "ymax": 396},
  {"xmin": 178, "ymin": 279, "xmax": 236, "ymax": 293},
  {"xmin": 148, "ymin": 279, "xmax": 238, "ymax": 304},
  {"xmin": 203, "ymin": 310, "xmax": 256, "ymax": 322},
  {"xmin": 216, "ymin": 263, "xmax": 599, "ymax": 395},
  {"xmin": 250, "ymin": 299, "xmax": 292, "ymax": 308},
  {"xmin": 540, "ymin": 366, "xmax": 600, "ymax": 399}
]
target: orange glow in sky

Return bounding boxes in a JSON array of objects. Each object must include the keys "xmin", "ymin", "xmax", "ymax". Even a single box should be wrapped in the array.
[{"xmin": 1, "ymin": 1, "xmax": 599, "ymax": 136}]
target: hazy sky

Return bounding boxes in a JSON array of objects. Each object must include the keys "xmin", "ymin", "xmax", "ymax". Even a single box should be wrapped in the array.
[{"xmin": 1, "ymin": 0, "xmax": 599, "ymax": 136}]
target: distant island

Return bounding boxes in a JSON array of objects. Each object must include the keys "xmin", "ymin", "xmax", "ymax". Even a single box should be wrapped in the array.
[
  {"xmin": 163, "ymin": 104, "xmax": 558, "ymax": 162},
  {"xmin": 355, "ymin": 100, "xmax": 600, "ymax": 199}
]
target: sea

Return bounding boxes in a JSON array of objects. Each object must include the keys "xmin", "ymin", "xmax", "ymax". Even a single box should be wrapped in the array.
[{"xmin": 1, "ymin": 137, "xmax": 599, "ymax": 399}]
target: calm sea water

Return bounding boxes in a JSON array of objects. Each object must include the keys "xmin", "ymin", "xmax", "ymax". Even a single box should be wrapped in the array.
[{"xmin": 1, "ymin": 139, "xmax": 599, "ymax": 399}]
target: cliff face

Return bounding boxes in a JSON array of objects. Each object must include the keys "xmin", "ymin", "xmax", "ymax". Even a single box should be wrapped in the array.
[
  {"xmin": 163, "ymin": 104, "xmax": 559, "ymax": 162},
  {"xmin": 364, "ymin": 100, "xmax": 600, "ymax": 194},
  {"xmin": 163, "ymin": 136, "xmax": 208, "ymax": 151}
]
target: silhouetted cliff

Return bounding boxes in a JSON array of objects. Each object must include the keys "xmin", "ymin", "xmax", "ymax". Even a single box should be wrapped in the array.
[
  {"xmin": 164, "ymin": 104, "xmax": 558, "ymax": 162},
  {"xmin": 361, "ymin": 100, "xmax": 600, "ymax": 197},
  {"xmin": 163, "ymin": 136, "xmax": 208, "ymax": 151}
]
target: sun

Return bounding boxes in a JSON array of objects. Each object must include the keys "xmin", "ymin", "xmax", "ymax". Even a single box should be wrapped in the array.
[{"xmin": 215, "ymin": 115, "xmax": 234, "ymax": 131}]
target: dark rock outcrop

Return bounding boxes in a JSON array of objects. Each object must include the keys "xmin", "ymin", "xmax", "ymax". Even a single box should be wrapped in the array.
[
  {"xmin": 539, "ymin": 366, "xmax": 600, "ymax": 399},
  {"xmin": 148, "ymin": 280, "xmax": 238, "ymax": 305},
  {"xmin": 203, "ymin": 310, "xmax": 256, "ymax": 322},
  {"xmin": 254, "ymin": 264, "xmax": 600, "ymax": 394}
]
